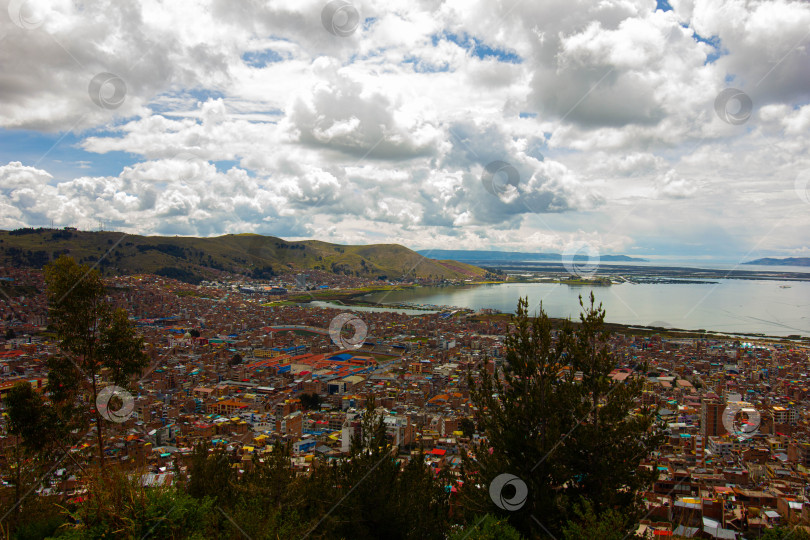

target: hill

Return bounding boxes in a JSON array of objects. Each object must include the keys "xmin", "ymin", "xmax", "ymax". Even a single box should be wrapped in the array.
[
  {"xmin": 0, "ymin": 228, "xmax": 488, "ymax": 283},
  {"xmin": 417, "ymin": 249, "xmax": 648, "ymax": 262},
  {"xmin": 743, "ymin": 257, "xmax": 810, "ymax": 267}
]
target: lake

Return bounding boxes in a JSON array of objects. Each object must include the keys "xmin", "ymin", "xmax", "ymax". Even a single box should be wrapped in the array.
[{"xmin": 363, "ymin": 280, "xmax": 810, "ymax": 337}]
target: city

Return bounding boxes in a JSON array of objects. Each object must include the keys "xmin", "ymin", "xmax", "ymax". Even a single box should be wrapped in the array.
[{"xmin": 1, "ymin": 258, "xmax": 809, "ymax": 538}]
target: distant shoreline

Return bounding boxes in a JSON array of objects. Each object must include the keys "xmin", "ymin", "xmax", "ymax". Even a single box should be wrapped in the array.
[{"xmin": 476, "ymin": 261, "xmax": 810, "ymax": 282}]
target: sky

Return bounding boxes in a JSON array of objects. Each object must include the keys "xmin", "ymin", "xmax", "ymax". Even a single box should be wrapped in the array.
[{"xmin": 1, "ymin": 0, "xmax": 809, "ymax": 262}]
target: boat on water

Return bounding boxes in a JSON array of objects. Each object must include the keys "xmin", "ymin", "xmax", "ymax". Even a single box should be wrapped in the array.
[{"xmin": 779, "ymin": 285, "xmax": 791, "ymax": 288}]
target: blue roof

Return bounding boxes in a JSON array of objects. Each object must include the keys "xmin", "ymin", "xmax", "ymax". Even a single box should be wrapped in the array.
[{"xmin": 329, "ymin": 353, "xmax": 353, "ymax": 361}]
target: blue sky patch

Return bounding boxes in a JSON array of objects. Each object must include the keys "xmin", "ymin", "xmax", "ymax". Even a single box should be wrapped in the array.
[
  {"xmin": 0, "ymin": 128, "xmax": 136, "ymax": 181},
  {"xmin": 434, "ymin": 32, "xmax": 522, "ymax": 64},
  {"xmin": 212, "ymin": 159, "xmax": 242, "ymax": 173},
  {"xmin": 689, "ymin": 29, "xmax": 725, "ymax": 64},
  {"xmin": 656, "ymin": 0, "xmax": 673, "ymax": 12},
  {"xmin": 403, "ymin": 56, "xmax": 450, "ymax": 73},
  {"xmin": 149, "ymin": 88, "xmax": 227, "ymax": 114},
  {"xmin": 242, "ymin": 49, "xmax": 284, "ymax": 68}
]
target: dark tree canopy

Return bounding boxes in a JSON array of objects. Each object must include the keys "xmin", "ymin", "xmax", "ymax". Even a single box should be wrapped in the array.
[
  {"xmin": 40, "ymin": 255, "xmax": 149, "ymax": 466},
  {"xmin": 459, "ymin": 294, "xmax": 663, "ymax": 538},
  {"xmin": 299, "ymin": 392, "xmax": 322, "ymax": 411}
]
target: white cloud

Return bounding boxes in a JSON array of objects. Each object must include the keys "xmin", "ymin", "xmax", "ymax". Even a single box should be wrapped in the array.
[{"xmin": 0, "ymin": 0, "xmax": 808, "ymax": 256}]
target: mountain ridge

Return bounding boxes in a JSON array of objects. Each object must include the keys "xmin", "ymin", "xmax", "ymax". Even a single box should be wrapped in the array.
[
  {"xmin": 417, "ymin": 249, "xmax": 648, "ymax": 263},
  {"xmin": 0, "ymin": 228, "xmax": 489, "ymax": 283},
  {"xmin": 742, "ymin": 257, "xmax": 810, "ymax": 267}
]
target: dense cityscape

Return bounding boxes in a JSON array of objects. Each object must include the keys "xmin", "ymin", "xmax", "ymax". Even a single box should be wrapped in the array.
[{"xmin": 1, "ymin": 259, "xmax": 809, "ymax": 538}]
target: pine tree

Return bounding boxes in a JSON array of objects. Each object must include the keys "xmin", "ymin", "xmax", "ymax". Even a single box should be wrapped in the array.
[
  {"xmin": 460, "ymin": 297, "xmax": 575, "ymax": 535},
  {"xmin": 302, "ymin": 397, "xmax": 451, "ymax": 539},
  {"xmin": 460, "ymin": 294, "xmax": 663, "ymax": 538},
  {"xmin": 559, "ymin": 293, "xmax": 662, "ymax": 516}
]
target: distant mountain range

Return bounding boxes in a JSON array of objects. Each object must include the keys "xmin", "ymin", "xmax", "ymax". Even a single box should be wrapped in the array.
[
  {"xmin": 0, "ymin": 228, "xmax": 488, "ymax": 284},
  {"xmin": 743, "ymin": 257, "xmax": 810, "ymax": 267},
  {"xmin": 417, "ymin": 249, "xmax": 648, "ymax": 263}
]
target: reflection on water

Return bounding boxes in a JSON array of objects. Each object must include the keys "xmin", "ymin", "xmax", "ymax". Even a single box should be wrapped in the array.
[{"xmin": 363, "ymin": 280, "xmax": 810, "ymax": 337}]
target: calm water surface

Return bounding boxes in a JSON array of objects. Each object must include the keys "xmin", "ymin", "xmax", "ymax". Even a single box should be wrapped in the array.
[{"xmin": 363, "ymin": 280, "xmax": 810, "ymax": 337}]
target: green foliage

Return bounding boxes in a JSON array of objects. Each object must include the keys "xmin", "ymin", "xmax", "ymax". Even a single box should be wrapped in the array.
[
  {"xmin": 299, "ymin": 392, "xmax": 322, "ymax": 411},
  {"xmin": 299, "ymin": 398, "xmax": 451, "ymax": 540},
  {"xmin": 460, "ymin": 294, "xmax": 664, "ymax": 538},
  {"xmin": 561, "ymin": 294, "xmax": 662, "ymax": 511},
  {"xmin": 181, "ymin": 399, "xmax": 451, "ymax": 539},
  {"xmin": 187, "ymin": 443, "xmax": 235, "ymax": 506},
  {"xmin": 42, "ymin": 256, "xmax": 149, "ymax": 463},
  {"xmin": 56, "ymin": 470, "xmax": 213, "ymax": 539},
  {"xmin": 5, "ymin": 496, "xmax": 67, "ymax": 540},
  {"xmin": 458, "ymin": 417, "xmax": 475, "ymax": 438},
  {"xmin": 216, "ymin": 446, "xmax": 303, "ymax": 539},
  {"xmin": 5, "ymin": 383, "xmax": 51, "ymax": 452},
  {"xmin": 449, "ymin": 514, "xmax": 524, "ymax": 540},
  {"xmin": 562, "ymin": 498, "xmax": 641, "ymax": 540},
  {"xmin": 758, "ymin": 526, "xmax": 810, "ymax": 539}
]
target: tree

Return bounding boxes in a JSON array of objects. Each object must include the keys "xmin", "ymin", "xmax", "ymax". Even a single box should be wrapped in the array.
[
  {"xmin": 459, "ymin": 295, "xmax": 663, "ymax": 538},
  {"xmin": 758, "ymin": 526, "xmax": 810, "ymax": 539},
  {"xmin": 299, "ymin": 392, "xmax": 322, "ymax": 411},
  {"xmin": 2, "ymin": 383, "xmax": 75, "ymax": 533},
  {"xmin": 3, "ymin": 328, "xmax": 14, "ymax": 339},
  {"xmin": 229, "ymin": 353, "xmax": 242, "ymax": 366},
  {"xmin": 58, "ymin": 469, "xmax": 214, "ymax": 539},
  {"xmin": 458, "ymin": 417, "xmax": 476, "ymax": 438},
  {"xmin": 558, "ymin": 294, "xmax": 662, "ymax": 515},
  {"xmin": 187, "ymin": 443, "xmax": 235, "ymax": 506},
  {"xmin": 302, "ymin": 398, "xmax": 451, "ymax": 539},
  {"xmin": 459, "ymin": 297, "xmax": 574, "ymax": 536},
  {"xmin": 4, "ymin": 383, "xmax": 51, "ymax": 451},
  {"xmin": 450, "ymin": 514, "xmax": 524, "ymax": 540},
  {"xmin": 43, "ymin": 255, "xmax": 149, "ymax": 469},
  {"xmin": 216, "ymin": 444, "xmax": 305, "ymax": 539},
  {"xmin": 2, "ymin": 383, "xmax": 45, "ymax": 528},
  {"xmin": 562, "ymin": 499, "xmax": 641, "ymax": 540}
]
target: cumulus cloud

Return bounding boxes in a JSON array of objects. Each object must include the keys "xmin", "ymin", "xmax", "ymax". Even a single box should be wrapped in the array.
[{"xmin": 0, "ymin": 0, "xmax": 809, "ymax": 256}]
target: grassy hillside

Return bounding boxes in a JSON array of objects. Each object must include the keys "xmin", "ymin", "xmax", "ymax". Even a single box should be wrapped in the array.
[{"xmin": 0, "ymin": 228, "xmax": 488, "ymax": 283}]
